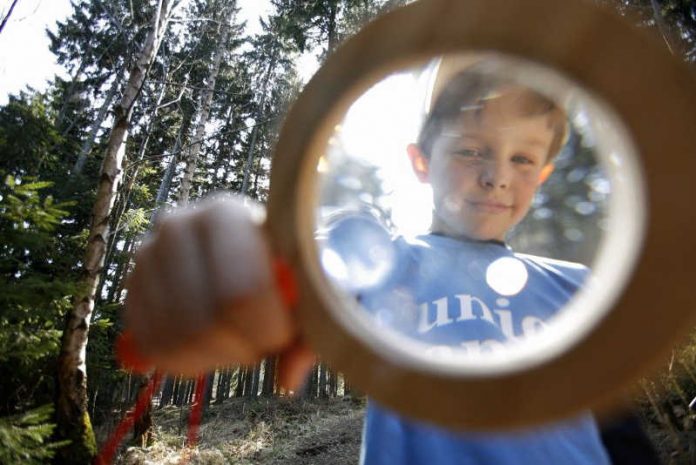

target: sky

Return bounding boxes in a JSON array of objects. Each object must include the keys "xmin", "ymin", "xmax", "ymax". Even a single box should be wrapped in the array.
[
  {"xmin": 0, "ymin": 0, "xmax": 74, "ymax": 103},
  {"xmin": 0, "ymin": 0, "xmax": 303, "ymax": 105}
]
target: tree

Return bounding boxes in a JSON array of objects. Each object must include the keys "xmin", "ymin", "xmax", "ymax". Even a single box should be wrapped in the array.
[
  {"xmin": 0, "ymin": 174, "xmax": 74, "ymax": 410},
  {"xmin": 596, "ymin": 0, "xmax": 696, "ymax": 65},
  {"xmin": 178, "ymin": 0, "xmax": 242, "ymax": 203},
  {"xmin": 54, "ymin": 2, "xmax": 177, "ymax": 463},
  {"xmin": 271, "ymin": 0, "xmax": 408, "ymax": 58}
]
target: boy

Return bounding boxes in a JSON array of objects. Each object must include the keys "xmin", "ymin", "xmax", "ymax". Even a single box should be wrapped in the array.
[
  {"xmin": 124, "ymin": 60, "xmax": 611, "ymax": 464},
  {"xmin": 347, "ymin": 65, "xmax": 611, "ymax": 464}
]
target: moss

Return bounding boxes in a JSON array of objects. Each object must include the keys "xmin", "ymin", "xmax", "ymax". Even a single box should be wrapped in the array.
[
  {"xmin": 54, "ymin": 411, "xmax": 97, "ymax": 465},
  {"xmin": 82, "ymin": 411, "xmax": 98, "ymax": 456}
]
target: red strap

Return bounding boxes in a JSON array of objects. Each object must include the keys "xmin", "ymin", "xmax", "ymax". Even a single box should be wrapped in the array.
[
  {"xmin": 94, "ymin": 371, "xmax": 163, "ymax": 465},
  {"xmin": 186, "ymin": 373, "xmax": 208, "ymax": 448},
  {"xmin": 100, "ymin": 258, "xmax": 298, "ymax": 464},
  {"xmin": 115, "ymin": 331, "xmax": 151, "ymax": 374},
  {"xmin": 274, "ymin": 257, "xmax": 299, "ymax": 308}
]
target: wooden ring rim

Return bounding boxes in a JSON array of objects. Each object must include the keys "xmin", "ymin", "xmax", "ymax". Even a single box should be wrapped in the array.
[{"xmin": 268, "ymin": 0, "xmax": 696, "ymax": 429}]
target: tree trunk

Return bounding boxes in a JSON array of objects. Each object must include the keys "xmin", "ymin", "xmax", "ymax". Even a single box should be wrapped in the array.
[
  {"xmin": 304, "ymin": 364, "xmax": 319, "ymax": 399},
  {"xmin": 160, "ymin": 376, "xmax": 175, "ymax": 408},
  {"xmin": 186, "ymin": 379, "xmax": 195, "ymax": 404},
  {"xmin": 241, "ymin": 51, "xmax": 276, "ymax": 195},
  {"xmin": 326, "ymin": 2, "xmax": 338, "ymax": 54},
  {"xmin": 102, "ymin": 73, "xmax": 172, "ymax": 271},
  {"xmin": 320, "ymin": 364, "xmax": 330, "ymax": 398},
  {"xmin": 104, "ymin": 234, "xmax": 135, "ymax": 303},
  {"xmin": 212, "ymin": 105, "xmax": 237, "ymax": 185},
  {"xmin": 154, "ymin": 119, "xmax": 189, "ymax": 213},
  {"xmin": 215, "ymin": 368, "xmax": 227, "ymax": 404},
  {"xmin": 54, "ymin": 3, "xmax": 174, "ymax": 463},
  {"xmin": 72, "ymin": 68, "xmax": 124, "ymax": 176},
  {"xmin": 329, "ymin": 370, "xmax": 338, "ymax": 397},
  {"xmin": 131, "ymin": 377, "xmax": 156, "ymax": 447},
  {"xmin": 215, "ymin": 369, "xmax": 224, "ymax": 403},
  {"xmin": 220, "ymin": 367, "xmax": 234, "ymax": 402},
  {"xmin": 252, "ymin": 364, "xmax": 261, "ymax": 398},
  {"xmin": 204, "ymin": 372, "xmax": 215, "ymax": 406},
  {"xmin": 343, "ymin": 374, "xmax": 352, "ymax": 397},
  {"xmin": 245, "ymin": 364, "xmax": 260, "ymax": 398},
  {"xmin": 178, "ymin": 3, "xmax": 235, "ymax": 204},
  {"xmin": 234, "ymin": 367, "xmax": 246, "ymax": 398},
  {"xmin": 261, "ymin": 356, "xmax": 277, "ymax": 397},
  {"xmin": 174, "ymin": 377, "xmax": 185, "ymax": 406}
]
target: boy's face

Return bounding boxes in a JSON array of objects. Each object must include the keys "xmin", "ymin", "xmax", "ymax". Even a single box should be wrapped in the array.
[{"xmin": 408, "ymin": 87, "xmax": 556, "ymax": 241}]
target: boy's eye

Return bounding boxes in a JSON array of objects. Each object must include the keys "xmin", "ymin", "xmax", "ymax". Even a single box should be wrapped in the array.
[
  {"xmin": 453, "ymin": 148, "xmax": 483, "ymax": 158},
  {"xmin": 511, "ymin": 154, "xmax": 536, "ymax": 165}
]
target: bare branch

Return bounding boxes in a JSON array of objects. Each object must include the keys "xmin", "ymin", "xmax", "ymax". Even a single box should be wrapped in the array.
[{"xmin": 0, "ymin": 0, "xmax": 21, "ymax": 35}]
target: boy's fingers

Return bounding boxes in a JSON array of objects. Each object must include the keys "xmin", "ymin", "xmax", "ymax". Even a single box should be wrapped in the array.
[
  {"xmin": 193, "ymin": 198, "xmax": 295, "ymax": 352},
  {"xmin": 278, "ymin": 340, "xmax": 317, "ymax": 393},
  {"xmin": 128, "ymin": 220, "xmax": 218, "ymax": 359},
  {"xmin": 216, "ymin": 291, "xmax": 294, "ymax": 355},
  {"xmin": 123, "ymin": 195, "xmax": 303, "ymax": 376},
  {"xmin": 194, "ymin": 196, "xmax": 273, "ymax": 299},
  {"xmin": 148, "ymin": 324, "xmax": 260, "ymax": 376},
  {"xmin": 153, "ymin": 213, "xmax": 215, "ymax": 327},
  {"xmin": 125, "ymin": 242, "xmax": 171, "ymax": 357}
]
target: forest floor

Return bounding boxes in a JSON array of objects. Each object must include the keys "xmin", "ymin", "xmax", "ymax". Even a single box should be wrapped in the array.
[
  {"xmin": 116, "ymin": 396, "xmax": 366, "ymax": 465},
  {"xmin": 112, "ymin": 397, "xmax": 695, "ymax": 465}
]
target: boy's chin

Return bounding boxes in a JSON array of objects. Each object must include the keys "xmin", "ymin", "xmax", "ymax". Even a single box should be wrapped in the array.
[
  {"xmin": 434, "ymin": 226, "xmax": 505, "ymax": 243},
  {"xmin": 430, "ymin": 216, "xmax": 508, "ymax": 242},
  {"xmin": 463, "ymin": 232, "xmax": 505, "ymax": 243}
]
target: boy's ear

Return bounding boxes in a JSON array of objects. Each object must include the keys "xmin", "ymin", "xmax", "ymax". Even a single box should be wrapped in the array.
[
  {"xmin": 538, "ymin": 163, "xmax": 555, "ymax": 185},
  {"xmin": 407, "ymin": 143, "xmax": 430, "ymax": 183}
]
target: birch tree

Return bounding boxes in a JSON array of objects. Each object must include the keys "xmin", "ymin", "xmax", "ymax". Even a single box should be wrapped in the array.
[{"xmin": 54, "ymin": 2, "xmax": 177, "ymax": 463}]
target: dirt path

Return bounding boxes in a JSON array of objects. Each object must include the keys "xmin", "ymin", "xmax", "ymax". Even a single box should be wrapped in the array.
[{"xmin": 267, "ymin": 410, "xmax": 363, "ymax": 465}]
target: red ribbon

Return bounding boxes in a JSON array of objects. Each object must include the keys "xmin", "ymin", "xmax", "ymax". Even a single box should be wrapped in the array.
[{"xmin": 98, "ymin": 257, "xmax": 297, "ymax": 463}]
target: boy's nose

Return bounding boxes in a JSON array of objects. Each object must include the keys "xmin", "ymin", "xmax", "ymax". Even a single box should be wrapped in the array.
[{"xmin": 479, "ymin": 161, "xmax": 509, "ymax": 189}]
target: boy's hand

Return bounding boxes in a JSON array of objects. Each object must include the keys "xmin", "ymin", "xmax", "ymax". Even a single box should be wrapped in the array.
[{"xmin": 123, "ymin": 195, "xmax": 315, "ymax": 391}]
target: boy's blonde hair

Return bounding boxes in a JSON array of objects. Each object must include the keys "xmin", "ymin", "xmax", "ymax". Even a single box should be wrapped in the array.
[{"xmin": 418, "ymin": 65, "xmax": 569, "ymax": 162}]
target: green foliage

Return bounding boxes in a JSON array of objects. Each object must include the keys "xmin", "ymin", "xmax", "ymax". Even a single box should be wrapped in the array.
[
  {"xmin": 2, "ymin": 176, "xmax": 70, "ymax": 230},
  {"xmin": 509, "ymin": 131, "xmax": 608, "ymax": 265},
  {"xmin": 0, "ymin": 175, "xmax": 76, "ymax": 414},
  {"xmin": 271, "ymin": 0, "xmax": 401, "ymax": 58},
  {"xmin": 0, "ymin": 93, "xmax": 64, "ymax": 179},
  {"xmin": 121, "ymin": 207, "xmax": 151, "ymax": 235},
  {"xmin": 0, "ymin": 405, "xmax": 70, "ymax": 465}
]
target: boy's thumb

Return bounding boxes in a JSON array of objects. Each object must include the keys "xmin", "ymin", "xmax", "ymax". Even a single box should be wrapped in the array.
[{"xmin": 278, "ymin": 340, "xmax": 317, "ymax": 394}]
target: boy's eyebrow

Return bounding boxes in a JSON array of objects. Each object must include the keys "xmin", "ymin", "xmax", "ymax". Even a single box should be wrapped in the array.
[
  {"xmin": 519, "ymin": 138, "xmax": 552, "ymax": 150},
  {"xmin": 437, "ymin": 131, "xmax": 550, "ymax": 152},
  {"xmin": 440, "ymin": 129, "xmax": 466, "ymax": 138},
  {"xmin": 458, "ymin": 104, "xmax": 483, "ymax": 112}
]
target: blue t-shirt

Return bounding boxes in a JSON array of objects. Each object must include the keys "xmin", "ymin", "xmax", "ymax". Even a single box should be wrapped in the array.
[
  {"xmin": 323, "ymin": 218, "xmax": 611, "ymax": 465},
  {"xmin": 362, "ymin": 404, "xmax": 609, "ymax": 465},
  {"xmin": 358, "ymin": 234, "xmax": 588, "ymax": 346}
]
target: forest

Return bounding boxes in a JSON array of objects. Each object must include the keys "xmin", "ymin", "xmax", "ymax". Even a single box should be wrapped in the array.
[{"xmin": 0, "ymin": 0, "xmax": 695, "ymax": 464}]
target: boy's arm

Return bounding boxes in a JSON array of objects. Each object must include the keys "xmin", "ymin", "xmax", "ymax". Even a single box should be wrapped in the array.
[{"xmin": 123, "ymin": 195, "xmax": 315, "ymax": 390}]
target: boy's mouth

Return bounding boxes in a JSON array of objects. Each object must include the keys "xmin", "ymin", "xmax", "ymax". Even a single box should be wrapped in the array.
[{"xmin": 466, "ymin": 199, "xmax": 512, "ymax": 214}]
